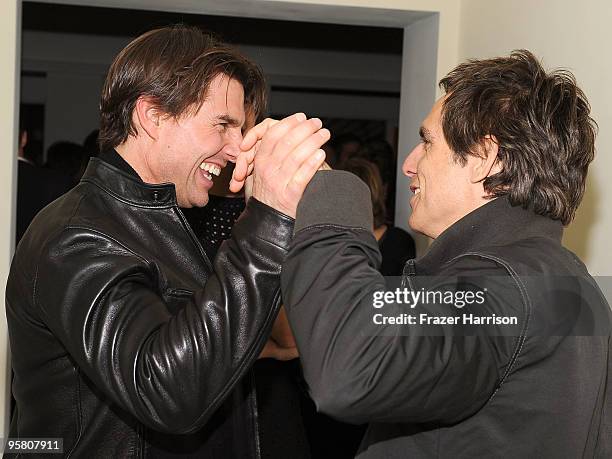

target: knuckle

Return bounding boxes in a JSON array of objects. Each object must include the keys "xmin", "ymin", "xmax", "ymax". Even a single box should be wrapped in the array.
[
  {"xmin": 280, "ymin": 135, "xmax": 295, "ymax": 150},
  {"xmin": 289, "ymin": 173, "xmax": 306, "ymax": 191}
]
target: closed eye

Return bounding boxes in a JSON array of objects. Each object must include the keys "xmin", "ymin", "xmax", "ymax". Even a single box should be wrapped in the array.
[
  {"xmin": 216, "ymin": 122, "xmax": 230, "ymax": 132},
  {"xmin": 215, "ymin": 114, "xmax": 243, "ymax": 132}
]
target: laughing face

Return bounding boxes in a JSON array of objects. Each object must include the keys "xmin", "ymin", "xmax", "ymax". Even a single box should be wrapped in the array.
[
  {"xmin": 150, "ymin": 74, "xmax": 246, "ymax": 208},
  {"xmin": 402, "ymin": 97, "xmax": 477, "ymax": 239}
]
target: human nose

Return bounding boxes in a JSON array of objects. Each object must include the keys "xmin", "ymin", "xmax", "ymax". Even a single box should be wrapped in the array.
[
  {"xmin": 402, "ymin": 143, "xmax": 424, "ymax": 178},
  {"xmin": 223, "ymin": 128, "xmax": 243, "ymax": 163}
]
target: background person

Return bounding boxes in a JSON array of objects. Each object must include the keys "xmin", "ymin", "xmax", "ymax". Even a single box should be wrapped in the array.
[
  {"xmin": 342, "ymin": 157, "xmax": 415, "ymax": 276},
  {"xmin": 355, "ymin": 139, "xmax": 398, "ymax": 223},
  {"xmin": 45, "ymin": 140, "xmax": 88, "ymax": 186},
  {"xmin": 16, "ymin": 120, "xmax": 72, "ymax": 243}
]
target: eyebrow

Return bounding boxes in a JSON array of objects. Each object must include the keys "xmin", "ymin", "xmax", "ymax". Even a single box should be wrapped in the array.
[{"xmin": 419, "ymin": 126, "xmax": 433, "ymax": 143}]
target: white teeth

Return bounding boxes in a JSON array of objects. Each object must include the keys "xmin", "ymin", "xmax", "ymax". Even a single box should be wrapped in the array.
[
  {"xmin": 414, "ymin": 188, "xmax": 421, "ymax": 195},
  {"xmin": 199, "ymin": 162, "xmax": 221, "ymax": 177}
]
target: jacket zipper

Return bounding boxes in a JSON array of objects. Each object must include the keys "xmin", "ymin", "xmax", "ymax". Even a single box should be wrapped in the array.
[
  {"xmin": 402, "ymin": 258, "xmax": 417, "ymax": 290},
  {"xmin": 172, "ymin": 205, "xmax": 264, "ymax": 458},
  {"xmin": 137, "ymin": 423, "xmax": 144, "ymax": 458},
  {"xmin": 249, "ymin": 370, "xmax": 262, "ymax": 459}
]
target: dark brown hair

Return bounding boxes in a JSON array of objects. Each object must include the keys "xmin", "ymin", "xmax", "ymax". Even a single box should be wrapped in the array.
[
  {"xmin": 343, "ymin": 158, "xmax": 387, "ymax": 228},
  {"xmin": 439, "ymin": 50, "xmax": 596, "ymax": 225},
  {"xmin": 99, "ymin": 25, "xmax": 267, "ymax": 152}
]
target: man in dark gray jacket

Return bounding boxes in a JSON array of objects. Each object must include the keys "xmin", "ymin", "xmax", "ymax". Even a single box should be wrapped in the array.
[{"xmin": 253, "ymin": 51, "xmax": 610, "ymax": 457}]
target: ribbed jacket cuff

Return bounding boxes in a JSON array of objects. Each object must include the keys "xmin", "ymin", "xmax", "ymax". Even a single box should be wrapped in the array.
[{"xmin": 295, "ymin": 170, "xmax": 373, "ymax": 233}]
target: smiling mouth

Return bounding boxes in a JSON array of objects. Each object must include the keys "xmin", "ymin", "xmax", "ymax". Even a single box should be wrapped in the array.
[
  {"xmin": 410, "ymin": 184, "xmax": 421, "ymax": 195},
  {"xmin": 199, "ymin": 162, "xmax": 222, "ymax": 181}
]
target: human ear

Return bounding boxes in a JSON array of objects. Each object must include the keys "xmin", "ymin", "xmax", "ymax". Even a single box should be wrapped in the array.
[
  {"xmin": 469, "ymin": 135, "xmax": 501, "ymax": 183},
  {"xmin": 134, "ymin": 96, "xmax": 162, "ymax": 140}
]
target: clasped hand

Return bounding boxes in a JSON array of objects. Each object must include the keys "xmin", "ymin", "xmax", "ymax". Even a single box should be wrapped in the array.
[{"xmin": 230, "ymin": 113, "xmax": 330, "ymax": 218}]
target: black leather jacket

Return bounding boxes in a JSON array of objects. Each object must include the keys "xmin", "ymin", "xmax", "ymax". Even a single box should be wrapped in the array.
[
  {"xmin": 282, "ymin": 171, "xmax": 612, "ymax": 458},
  {"xmin": 6, "ymin": 157, "xmax": 294, "ymax": 457}
]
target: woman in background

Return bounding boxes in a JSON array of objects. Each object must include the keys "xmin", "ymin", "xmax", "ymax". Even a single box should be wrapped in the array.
[{"xmin": 342, "ymin": 157, "xmax": 416, "ymax": 276}]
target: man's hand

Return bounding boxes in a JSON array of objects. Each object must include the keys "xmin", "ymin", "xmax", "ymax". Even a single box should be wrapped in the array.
[
  {"xmin": 230, "ymin": 113, "xmax": 330, "ymax": 218},
  {"xmin": 230, "ymin": 119, "xmax": 277, "ymax": 194}
]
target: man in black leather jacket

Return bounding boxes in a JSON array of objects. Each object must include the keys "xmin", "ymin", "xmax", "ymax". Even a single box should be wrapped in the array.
[
  {"xmin": 6, "ymin": 26, "xmax": 329, "ymax": 457},
  {"xmin": 264, "ymin": 51, "xmax": 611, "ymax": 457}
]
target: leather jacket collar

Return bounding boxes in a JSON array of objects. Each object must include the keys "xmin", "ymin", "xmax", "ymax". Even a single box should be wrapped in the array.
[
  {"xmin": 97, "ymin": 149, "xmax": 141, "ymax": 179},
  {"xmin": 416, "ymin": 196, "xmax": 564, "ymax": 275},
  {"xmin": 81, "ymin": 157, "xmax": 178, "ymax": 208}
]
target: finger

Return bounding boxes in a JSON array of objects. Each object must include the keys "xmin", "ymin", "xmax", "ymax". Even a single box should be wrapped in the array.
[
  {"xmin": 241, "ymin": 118, "xmax": 278, "ymax": 151},
  {"xmin": 241, "ymin": 113, "xmax": 303, "ymax": 151},
  {"xmin": 229, "ymin": 159, "xmax": 255, "ymax": 193},
  {"xmin": 277, "ymin": 128, "xmax": 330, "ymax": 180},
  {"xmin": 229, "ymin": 172, "xmax": 247, "ymax": 193},
  {"xmin": 270, "ymin": 118, "xmax": 323, "ymax": 165},
  {"xmin": 243, "ymin": 174, "xmax": 254, "ymax": 202},
  {"xmin": 230, "ymin": 138, "xmax": 259, "ymax": 192},
  {"xmin": 285, "ymin": 149, "xmax": 326, "ymax": 199},
  {"xmin": 253, "ymin": 113, "xmax": 311, "ymax": 161},
  {"xmin": 229, "ymin": 178, "xmax": 244, "ymax": 194},
  {"xmin": 231, "ymin": 147, "xmax": 256, "ymax": 184}
]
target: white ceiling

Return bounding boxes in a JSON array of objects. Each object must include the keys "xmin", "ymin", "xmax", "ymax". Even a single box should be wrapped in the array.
[{"xmin": 30, "ymin": 0, "xmax": 433, "ymax": 28}]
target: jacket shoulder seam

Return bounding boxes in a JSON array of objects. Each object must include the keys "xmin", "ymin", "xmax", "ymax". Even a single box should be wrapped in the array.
[
  {"xmin": 33, "ymin": 191, "xmax": 88, "ymax": 310},
  {"xmin": 34, "ymin": 222, "xmax": 150, "ymax": 312},
  {"xmin": 64, "ymin": 225, "xmax": 151, "ymax": 265}
]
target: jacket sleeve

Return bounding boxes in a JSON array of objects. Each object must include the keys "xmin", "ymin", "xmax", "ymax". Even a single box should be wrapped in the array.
[
  {"xmin": 281, "ymin": 171, "xmax": 525, "ymax": 425},
  {"xmin": 35, "ymin": 198, "xmax": 293, "ymax": 434}
]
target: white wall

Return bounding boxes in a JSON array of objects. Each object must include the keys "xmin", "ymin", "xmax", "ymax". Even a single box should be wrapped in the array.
[
  {"xmin": 0, "ymin": 0, "xmax": 19, "ymax": 437},
  {"xmin": 459, "ymin": 0, "xmax": 612, "ymax": 275},
  {"xmin": 395, "ymin": 13, "xmax": 440, "ymax": 255}
]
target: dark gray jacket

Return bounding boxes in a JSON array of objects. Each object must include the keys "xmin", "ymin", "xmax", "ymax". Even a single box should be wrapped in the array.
[
  {"xmin": 282, "ymin": 171, "xmax": 611, "ymax": 458},
  {"xmin": 6, "ymin": 158, "xmax": 293, "ymax": 457}
]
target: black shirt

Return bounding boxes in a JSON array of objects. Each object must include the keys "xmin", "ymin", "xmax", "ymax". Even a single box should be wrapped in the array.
[{"xmin": 98, "ymin": 150, "xmax": 141, "ymax": 179}]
